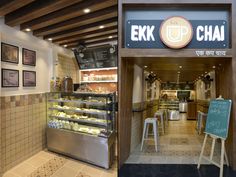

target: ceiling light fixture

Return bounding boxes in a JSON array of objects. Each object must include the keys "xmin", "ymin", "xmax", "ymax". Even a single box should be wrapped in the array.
[
  {"xmin": 48, "ymin": 38, "xmax": 52, "ymax": 41},
  {"xmin": 64, "ymin": 45, "xmax": 67, "ymax": 47},
  {"xmin": 25, "ymin": 28, "xmax": 31, "ymax": 32},
  {"xmin": 108, "ymin": 36, "xmax": 113, "ymax": 39},
  {"xmin": 83, "ymin": 8, "xmax": 90, "ymax": 13},
  {"xmin": 179, "ymin": 66, "xmax": 182, "ymax": 69},
  {"xmin": 99, "ymin": 25, "xmax": 104, "ymax": 29},
  {"xmin": 144, "ymin": 66, "xmax": 147, "ymax": 68}
]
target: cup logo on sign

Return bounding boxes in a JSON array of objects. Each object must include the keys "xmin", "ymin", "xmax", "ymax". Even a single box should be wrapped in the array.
[{"xmin": 160, "ymin": 16, "xmax": 193, "ymax": 49}]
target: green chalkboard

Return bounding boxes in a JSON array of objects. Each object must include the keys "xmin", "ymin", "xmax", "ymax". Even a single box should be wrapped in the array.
[{"xmin": 205, "ymin": 100, "xmax": 232, "ymax": 139}]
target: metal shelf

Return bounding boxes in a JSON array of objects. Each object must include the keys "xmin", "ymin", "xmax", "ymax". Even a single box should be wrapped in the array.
[
  {"xmin": 49, "ymin": 107, "xmax": 108, "ymax": 116},
  {"xmin": 80, "ymin": 80, "xmax": 117, "ymax": 83},
  {"xmin": 48, "ymin": 99, "xmax": 107, "ymax": 106},
  {"xmin": 49, "ymin": 115, "xmax": 110, "ymax": 127}
]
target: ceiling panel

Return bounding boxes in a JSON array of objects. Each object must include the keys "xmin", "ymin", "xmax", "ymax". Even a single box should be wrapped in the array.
[{"xmin": 1, "ymin": 0, "xmax": 118, "ymax": 48}]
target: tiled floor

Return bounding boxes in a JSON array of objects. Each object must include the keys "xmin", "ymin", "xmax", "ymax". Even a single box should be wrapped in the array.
[
  {"xmin": 126, "ymin": 113, "xmax": 221, "ymax": 164},
  {"xmin": 3, "ymin": 151, "xmax": 117, "ymax": 177}
]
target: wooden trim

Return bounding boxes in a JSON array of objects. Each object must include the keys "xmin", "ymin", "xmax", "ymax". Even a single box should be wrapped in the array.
[
  {"xmin": 120, "ymin": 49, "xmax": 232, "ymax": 58},
  {"xmin": 54, "ymin": 25, "xmax": 117, "ymax": 44},
  {"xmin": 33, "ymin": 5, "xmax": 117, "ymax": 36},
  {"xmin": 0, "ymin": 0, "xmax": 35, "ymax": 16},
  {"xmin": 122, "ymin": 0, "xmax": 232, "ymax": 4},
  {"xmin": 43, "ymin": 17, "xmax": 117, "ymax": 40}
]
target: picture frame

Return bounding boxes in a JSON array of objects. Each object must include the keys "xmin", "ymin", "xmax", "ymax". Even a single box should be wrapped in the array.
[
  {"xmin": 1, "ymin": 68, "xmax": 19, "ymax": 87},
  {"xmin": 22, "ymin": 48, "xmax": 36, "ymax": 66},
  {"xmin": 23, "ymin": 70, "xmax": 36, "ymax": 87},
  {"xmin": 1, "ymin": 42, "xmax": 19, "ymax": 64}
]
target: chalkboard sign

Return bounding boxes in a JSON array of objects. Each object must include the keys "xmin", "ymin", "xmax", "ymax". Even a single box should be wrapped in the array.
[{"xmin": 205, "ymin": 100, "xmax": 232, "ymax": 139}]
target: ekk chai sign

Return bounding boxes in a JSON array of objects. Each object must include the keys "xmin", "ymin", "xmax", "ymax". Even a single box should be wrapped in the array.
[{"xmin": 125, "ymin": 16, "xmax": 228, "ymax": 49}]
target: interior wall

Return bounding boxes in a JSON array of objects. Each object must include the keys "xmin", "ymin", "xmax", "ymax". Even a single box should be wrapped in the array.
[
  {"xmin": 55, "ymin": 54, "xmax": 78, "ymax": 83},
  {"xmin": 0, "ymin": 18, "xmax": 73, "ymax": 96},
  {"xmin": 195, "ymin": 71, "xmax": 216, "ymax": 100},
  {"xmin": 0, "ymin": 18, "xmax": 73, "ymax": 175},
  {"xmin": 130, "ymin": 65, "xmax": 143, "ymax": 152}
]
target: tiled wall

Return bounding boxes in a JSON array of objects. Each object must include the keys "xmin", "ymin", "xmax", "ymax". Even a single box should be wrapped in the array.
[
  {"xmin": 0, "ymin": 93, "xmax": 47, "ymax": 174},
  {"xmin": 56, "ymin": 54, "xmax": 78, "ymax": 83}
]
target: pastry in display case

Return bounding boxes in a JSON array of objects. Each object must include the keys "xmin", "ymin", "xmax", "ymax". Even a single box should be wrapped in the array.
[{"xmin": 46, "ymin": 92, "xmax": 116, "ymax": 169}]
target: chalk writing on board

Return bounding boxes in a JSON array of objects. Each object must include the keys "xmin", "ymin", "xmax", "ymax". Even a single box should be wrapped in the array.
[{"xmin": 205, "ymin": 100, "xmax": 231, "ymax": 139}]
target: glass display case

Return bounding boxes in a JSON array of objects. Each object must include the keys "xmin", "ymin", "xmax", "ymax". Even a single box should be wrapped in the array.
[{"xmin": 46, "ymin": 92, "xmax": 116, "ymax": 169}]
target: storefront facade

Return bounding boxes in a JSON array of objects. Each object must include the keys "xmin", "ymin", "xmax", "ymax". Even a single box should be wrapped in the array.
[{"xmin": 118, "ymin": 0, "xmax": 236, "ymax": 170}]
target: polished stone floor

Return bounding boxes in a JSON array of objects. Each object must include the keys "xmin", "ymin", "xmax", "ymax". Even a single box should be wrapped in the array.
[
  {"xmin": 119, "ymin": 164, "xmax": 236, "ymax": 177},
  {"xmin": 3, "ymin": 151, "xmax": 117, "ymax": 177},
  {"xmin": 126, "ymin": 113, "xmax": 221, "ymax": 164}
]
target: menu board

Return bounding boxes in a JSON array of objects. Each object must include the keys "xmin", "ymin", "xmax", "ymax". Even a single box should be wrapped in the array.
[
  {"xmin": 205, "ymin": 100, "xmax": 232, "ymax": 139},
  {"xmin": 74, "ymin": 45, "xmax": 117, "ymax": 70}
]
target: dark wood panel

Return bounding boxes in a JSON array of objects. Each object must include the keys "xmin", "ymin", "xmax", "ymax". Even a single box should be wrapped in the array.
[
  {"xmin": 62, "ymin": 32, "xmax": 117, "ymax": 46},
  {"xmin": 122, "ymin": 0, "xmax": 231, "ymax": 4},
  {"xmin": 187, "ymin": 102, "xmax": 196, "ymax": 120},
  {"xmin": 20, "ymin": 0, "xmax": 117, "ymax": 31},
  {"xmin": 120, "ymin": 49, "xmax": 232, "ymax": 58},
  {"xmin": 5, "ymin": 0, "xmax": 82, "ymax": 26},
  {"xmin": 59, "ymin": 29, "xmax": 117, "ymax": 45},
  {"xmin": 44, "ymin": 17, "xmax": 117, "ymax": 40},
  {"xmin": 54, "ymin": 26, "xmax": 117, "ymax": 44},
  {"xmin": 33, "ymin": 6, "xmax": 117, "ymax": 36},
  {"xmin": 0, "ymin": 0, "xmax": 35, "ymax": 16}
]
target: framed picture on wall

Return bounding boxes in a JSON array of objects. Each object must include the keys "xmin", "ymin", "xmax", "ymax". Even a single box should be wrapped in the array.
[
  {"xmin": 23, "ymin": 70, "xmax": 36, "ymax": 87},
  {"xmin": 22, "ymin": 48, "xmax": 36, "ymax": 66},
  {"xmin": 1, "ymin": 69, "xmax": 19, "ymax": 87},
  {"xmin": 1, "ymin": 42, "xmax": 19, "ymax": 64}
]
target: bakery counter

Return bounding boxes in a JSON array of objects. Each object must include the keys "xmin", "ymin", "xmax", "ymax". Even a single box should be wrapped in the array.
[{"xmin": 47, "ymin": 127, "xmax": 115, "ymax": 169}]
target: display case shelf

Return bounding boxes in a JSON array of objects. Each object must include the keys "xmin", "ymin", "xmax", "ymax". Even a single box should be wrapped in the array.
[
  {"xmin": 49, "ymin": 107, "xmax": 107, "ymax": 116},
  {"xmin": 48, "ymin": 99, "xmax": 107, "ymax": 106},
  {"xmin": 46, "ymin": 92, "xmax": 116, "ymax": 169},
  {"xmin": 80, "ymin": 80, "xmax": 117, "ymax": 83},
  {"xmin": 49, "ymin": 115, "xmax": 111, "ymax": 127}
]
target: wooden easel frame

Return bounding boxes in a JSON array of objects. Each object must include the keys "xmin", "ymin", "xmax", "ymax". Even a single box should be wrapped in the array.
[{"xmin": 197, "ymin": 133, "xmax": 229, "ymax": 177}]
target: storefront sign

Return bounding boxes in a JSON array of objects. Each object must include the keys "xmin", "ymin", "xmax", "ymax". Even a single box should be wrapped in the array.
[{"xmin": 126, "ymin": 18, "xmax": 228, "ymax": 49}]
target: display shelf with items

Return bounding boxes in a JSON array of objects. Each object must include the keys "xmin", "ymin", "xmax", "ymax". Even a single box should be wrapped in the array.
[
  {"xmin": 159, "ymin": 100, "xmax": 180, "ymax": 110},
  {"xmin": 80, "ymin": 67, "xmax": 117, "ymax": 83},
  {"xmin": 46, "ymin": 92, "xmax": 116, "ymax": 169}
]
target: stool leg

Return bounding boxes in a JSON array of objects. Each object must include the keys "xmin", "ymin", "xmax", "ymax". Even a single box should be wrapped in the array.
[
  {"xmin": 153, "ymin": 122, "xmax": 158, "ymax": 152},
  {"xmin": 141, "ymin": 122, "xmax": 147, "ymax": 151},
  {"xmin": 145, "ymin": 124, "xmax": 149, "ymax": 138},
  {"xmin": 199, "ymin": 117, "xmax": 202, "ymax": 134},
  {"xmin": 161, "ymin": 115, "xmax": 164, "ymax": 135}
]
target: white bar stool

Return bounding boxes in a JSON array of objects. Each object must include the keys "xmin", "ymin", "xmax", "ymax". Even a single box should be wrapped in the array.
[
  {"xmin": 140, "ymin": 118, "xmax": 159, "ymax": 152},
  {"xmin": 154, "ymin": 110, "xmax": 165, "ymax": 135},
  {"xmin": 196, "ymin": 111, "xmax": 208, "ymax": 134}
]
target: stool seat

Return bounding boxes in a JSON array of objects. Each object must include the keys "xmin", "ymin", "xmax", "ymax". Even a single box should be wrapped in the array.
[{"xmin": 141, "ymin": 118, "xmax": 159, "ymax": 152}]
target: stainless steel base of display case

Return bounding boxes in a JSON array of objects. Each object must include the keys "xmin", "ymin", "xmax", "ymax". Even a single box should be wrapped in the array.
[{"xmin": 46, "ymin": 127, "xmax": 116, "ymax": 169}]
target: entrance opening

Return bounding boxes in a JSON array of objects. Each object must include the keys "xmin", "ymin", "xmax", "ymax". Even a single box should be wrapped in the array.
[{"xmin": 124, "ymin": 57, "xmax": 231, "ymax": 165}]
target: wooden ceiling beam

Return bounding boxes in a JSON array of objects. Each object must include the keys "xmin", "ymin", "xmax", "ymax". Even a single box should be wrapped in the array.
[
  {"xmin": 0, "ymin": 0, "xmax": 35, "ymax": 16},
  {"xmin": 54, "ymin": 25, "xmax": 118, "ymax": 44},
  {"xmin": 5, "ymin": 0, "xmax": 82, "ymax": 26},
  {"xmin": 67, "ymin": 37, "xmax": 118, "ymax": 48},
  {"xmin": 62, "ymin": 32, "xmax": 118, "ymax": 47},
  {"xmin": 59, "ymin": 29, "xmax": 117, "ymax": 45},
  {"xmin": 33, "ymin": 5, "xmax": 117, "ymax": 36},
  {"xmin": 44, "ymin": 17, "xmax": 117, "ymax": 40},
  {"xmin": 20, "ymin": 0, "xmax": 117, "ymax": 31}
]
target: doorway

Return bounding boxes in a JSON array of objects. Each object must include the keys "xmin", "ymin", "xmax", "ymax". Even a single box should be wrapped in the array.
[{"xmin": 119, "ymin": 57, "xmax": 232, "ymax": 165}]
